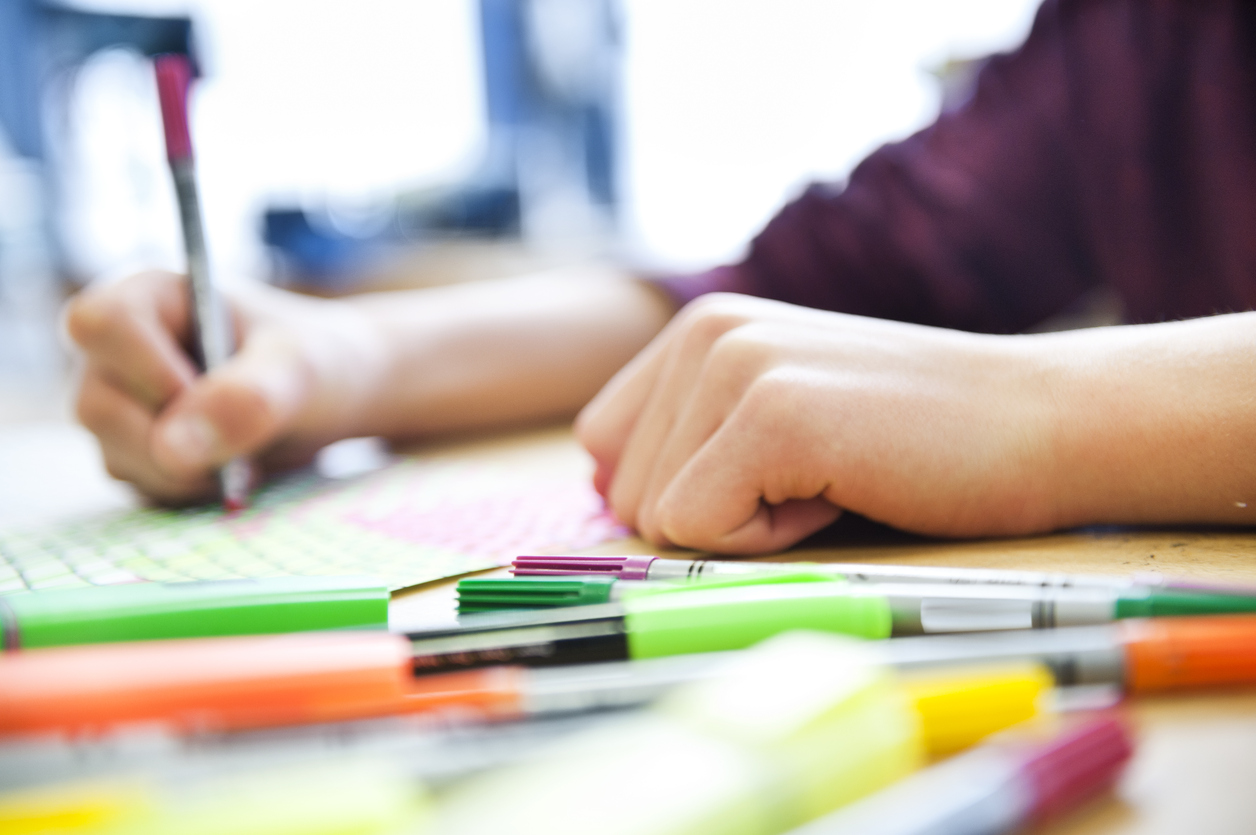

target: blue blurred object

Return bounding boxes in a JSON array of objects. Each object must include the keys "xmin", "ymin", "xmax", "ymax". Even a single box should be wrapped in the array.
[{"xmin": 0, "ymin": 0, "xmax": 194, "ymax": 277}]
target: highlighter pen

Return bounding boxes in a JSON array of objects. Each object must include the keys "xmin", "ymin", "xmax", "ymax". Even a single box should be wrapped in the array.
[
  {"xmin": 0, "ymin": 575, "xmax": 388, "ymax": 650},
  {"xmin": 410, "ymin": 582, "xmax": 892, "ymax": 676},
  {"xmin": 783, "ymin": 715, "xmax": 1133, "ymax": 835},
  {"xmin": 154, "ymin": 53, "xmax": 251, "ymax": 511},
  {"xmin": 440, "ymin": 577, "xmax": 1256, "ymax": 663},
  {"xmin": 514, "ymin": 553, "xmax": 1255, "ymax": 595},
  {"xmin": 466, "ymin": 573, "xmax": 1256, "ymax": 625}
]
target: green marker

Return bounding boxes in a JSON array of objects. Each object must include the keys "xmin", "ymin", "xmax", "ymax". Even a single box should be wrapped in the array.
[
  {"xmin": 0, "ymin": 575, "xmax": 389, "ymax": 650},
  {"xmin": 429, "ymin": 577, "xmax": 1256, "ymax": 675},
  {"xmin": 409, "ymin": 580, "xmax": 892, "ymax": 675}
]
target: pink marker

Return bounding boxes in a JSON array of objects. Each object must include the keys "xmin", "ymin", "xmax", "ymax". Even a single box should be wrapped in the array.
[
  {"xmin": 783, "ymin": 715, "xmax": 1133, "ymax": 835},
  {"xmin": 512, "ymin": 554, "xmax": 1256, "ymax": 596}
]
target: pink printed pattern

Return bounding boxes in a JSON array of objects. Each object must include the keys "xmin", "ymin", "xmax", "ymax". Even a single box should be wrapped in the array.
[{"xmin": 1, "ymin": 459, "xmax": 630, "ymax": 592}]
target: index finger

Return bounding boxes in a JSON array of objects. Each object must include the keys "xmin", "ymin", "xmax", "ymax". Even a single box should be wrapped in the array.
[
  {"xmin": 64, "ymin": 271, "xmax": 198, "ymax": 411},
  {"xmin": 574, "ymin": 325, "xmax": 673, "ymax": 493}
]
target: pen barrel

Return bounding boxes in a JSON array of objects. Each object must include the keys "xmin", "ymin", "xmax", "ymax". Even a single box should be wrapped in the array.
[
  {"xmin": 652, "ymin": 559, "xmax": 811, "ymax": 581},
  {"xmin": 881, "ymin": 627, "xmax": 1127, "ymax": 688},
  {"xmin": 624, "ymin": 582, "xmax": 891, "ymax": 657},
  {"xmin": 1, "ymin": 575, "xmax": 388, "ymax": 649},
  {"xmin": 884, "ymin": 587, "xmax": 1117, "ymax": 635},
  {"xmin": 171, "ymin": 161, "xmax": 233, "ymax": 372}
]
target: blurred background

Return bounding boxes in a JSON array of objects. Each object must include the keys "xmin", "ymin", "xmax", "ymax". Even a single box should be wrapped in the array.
[{"xmin": 0, "ymin": 0, "xmax": 1042, "ymax": 425}]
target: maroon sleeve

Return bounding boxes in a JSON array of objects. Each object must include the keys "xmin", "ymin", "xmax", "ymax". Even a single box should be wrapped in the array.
[{"xmin": 651, "ymin": 0, "xmax": 1256, "ymax": 332}]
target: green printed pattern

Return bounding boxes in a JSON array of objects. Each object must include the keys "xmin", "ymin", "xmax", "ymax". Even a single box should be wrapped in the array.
[{"xmin": 0, "ymin": 461, "xmax": 625, "ymax": 593}]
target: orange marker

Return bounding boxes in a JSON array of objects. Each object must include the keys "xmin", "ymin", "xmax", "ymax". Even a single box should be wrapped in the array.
[
  {"xmin": 0, "ymin": 632, "xmax": 522, "ymax": 737},
  {"xmin": 880, "ymin": 614, "xmax": 1256, "ymax": 694},
  {"xmin": 1120, "ymin": 615, "xmax": 1256, "ymax": 692}
]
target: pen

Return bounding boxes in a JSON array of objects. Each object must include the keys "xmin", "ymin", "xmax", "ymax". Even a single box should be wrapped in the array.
[
  {"xmin": 412, "ymin": 581, "xmax": 890, "ymax": 675},
  {"xmin": 420, "ymin": 579, "xmax": 1256, "ymax": 678},
  {"xmin": 782, "ymin": 714, "xmax": 1133, "ymax": 835},
  {"xmin": 515, "ymin": 554, "xmax": 1256, "ymax": 597},
  {"xmin": 464, "ymin": 573, "xmax": 1256, "ymax": 624},
  {"xmin": 154, "ymin": 53, "xmax": 252, "ymax": 511},
  {"xmin": 0, "ymin": 575, "xmax": 388, "ymax": 650}
]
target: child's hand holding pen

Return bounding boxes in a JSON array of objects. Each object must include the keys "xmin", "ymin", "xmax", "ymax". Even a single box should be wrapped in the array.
[
  {"xmin": 62, "ymin": 265, "xmax": 671, "ymax": 507},
  {"xmin": 63, "ymin": 271, "xmax": 385, "ymax": 505}
]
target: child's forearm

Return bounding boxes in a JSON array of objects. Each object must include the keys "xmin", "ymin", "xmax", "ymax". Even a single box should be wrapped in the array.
[
  {"xmin": 1039, "ymin": 311, "xmax": 1256, "ymax": 529},
  {"xmin": 343, "ymin": 268, "xmax": 677, "ymax": 439}
]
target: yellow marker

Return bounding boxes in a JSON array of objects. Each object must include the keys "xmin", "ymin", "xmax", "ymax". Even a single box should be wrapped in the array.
[
  {"xmin": 903, "ymin": 661, "xmax": 1054, "ymax": 757},
  {"xmin": 0, "ymin": 779, "xmax": 149, "ymax": 835},
  {"xmin": 0, "ymin": 759, "xmax": 425, "ymax": 835},
  {"xmin": 432, "ymin": 631, "xmax": 1053, "ymax": 835}
]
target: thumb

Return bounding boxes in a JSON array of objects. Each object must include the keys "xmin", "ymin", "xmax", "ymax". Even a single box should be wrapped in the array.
[{"xmin": 151, "ymin": 330, "xmax": 310, "ymax": 477}]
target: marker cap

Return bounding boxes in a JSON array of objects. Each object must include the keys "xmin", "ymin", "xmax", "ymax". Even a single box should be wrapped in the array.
[
  {"xmin": 1021, "ymin": 715, "xmax": 1133, "ymax": 823},
  {"xmin": 456, "ymin": 575, "xmax": 619, "ymax": 612},
  {"xmin": 512, "ymin": 554, "xmax": 658, "ymax": 580},
  {"xmin": 0, "ymin": 575, "xmax": 389, "ymax": 650},
  {"xmin": 623, "ymin": 582, "xmax": 893, "ymax": 658},
  {"xmin": 1120, "ymin": 614, "xmax": 1256, "ymax": 692},
  {"xmin": 153, "ymin": 53, "xmax": 194, "ymax": 162},
  {"xmin": 1114, "ymin": 589, "xmax": 1256, "ymax": 619},
  {"xmin": 901, "ymin": 661, "xmax": 1054, "ymax": 756}
]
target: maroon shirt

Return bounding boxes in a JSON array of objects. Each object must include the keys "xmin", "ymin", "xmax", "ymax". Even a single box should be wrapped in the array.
[{"xmin": 654, "ymin": 0, "xmax": 1256, "ymax": 332}]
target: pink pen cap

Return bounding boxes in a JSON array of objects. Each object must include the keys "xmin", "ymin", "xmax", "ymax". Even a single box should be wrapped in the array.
[
  {"xmin": 1021, "ymin": 715, "xmax": 1134, "ymax": 824},
  {"xmin": 512, "ymin": 555, "xmax": 658, "ymax": 580},
  {"xmin": 154, "ymin": 53, "xmax": 194, "ymax": 162}
]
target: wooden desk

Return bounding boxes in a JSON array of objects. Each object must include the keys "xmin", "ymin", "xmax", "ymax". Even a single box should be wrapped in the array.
[
  {"xmin": 390, "ymin": 426, "xmax": 1256, "ymax": 835},
  {"xmin": 11, "ymin": 420, "xmax": 1256, "ymax": 833}
]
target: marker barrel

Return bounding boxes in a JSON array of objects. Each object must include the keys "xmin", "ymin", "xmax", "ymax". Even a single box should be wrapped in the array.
[{"xmin": 0, "ymin": 575, "xmax": 388, "ymax": 650}]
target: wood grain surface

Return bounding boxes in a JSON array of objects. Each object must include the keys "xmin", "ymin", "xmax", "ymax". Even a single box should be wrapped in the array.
[{"xmin": 13, "ymin": 419, "xmax": 1254, "ymax": 833}]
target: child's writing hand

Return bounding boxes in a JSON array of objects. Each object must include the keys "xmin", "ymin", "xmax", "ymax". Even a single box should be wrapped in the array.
[
  {"xmin": 64, "ymin": 271, "xmax": 385, "ymax": 503},
  {"xmin": 576, "ymin": 293, "xmax": 1059, "ymax": 554}
]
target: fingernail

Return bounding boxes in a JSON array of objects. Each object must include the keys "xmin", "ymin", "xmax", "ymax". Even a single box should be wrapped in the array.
[
  {"xmin": 592, "ymin": 462, "xmax": 612, "ymax": 499},
  {"xmin": 160, "ymin": 414, "xmax": 220, "ymax": 467}
]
